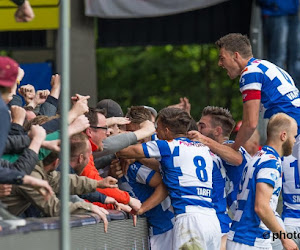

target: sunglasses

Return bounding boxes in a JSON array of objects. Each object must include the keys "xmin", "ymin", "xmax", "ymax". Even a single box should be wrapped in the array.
[{"xmin": 90, "ymin": 126, "xmax": 108, "ymax": 131}]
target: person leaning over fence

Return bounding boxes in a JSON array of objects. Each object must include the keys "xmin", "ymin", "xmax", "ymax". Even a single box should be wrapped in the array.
[
  {"xmin": 81, "ymin": 107, "xmax": 153, "ymax": 211},
  {"xmin": 0, "ymin": 56, "xmax": 53, "ymax": 228},
  {"xmin": 0, "ymin": 143, "xmax": 119, "ymax": 233}
]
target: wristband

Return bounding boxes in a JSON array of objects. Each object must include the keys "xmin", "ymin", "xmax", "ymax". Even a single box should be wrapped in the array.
[{"xmin": 14, "ymin": 175, "xmax": 24, "ymax": 185}]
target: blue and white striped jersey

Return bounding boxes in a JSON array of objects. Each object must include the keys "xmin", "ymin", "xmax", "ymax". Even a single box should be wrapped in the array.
[
  {"xmin": 142, "ymin": 137, "xmax": 215, "ymax": 216},
  {"xmin": 118, "ymin": 161, "xmax": 174, "ymax": 236},
  {"xmin": 240, "ymin": 58, "xmax": 300, "ymax": 134},
  {"xmin": 282, "ymin": 155, "xmax": 300, "ymax": 225},
  {"xmin": 222, "ymin": 142, "xmax": 252, "ymax": 216},
  {"xmin": 151, "ymin": 133, "xmax": 158, "ymax": 141},
  {"xmin": 211, "ymin": 152, "xmax": 232, "ymax": 233},
  {"xmin": 228, "ymin": 146, "xmax": 282, "ymax": 248}
]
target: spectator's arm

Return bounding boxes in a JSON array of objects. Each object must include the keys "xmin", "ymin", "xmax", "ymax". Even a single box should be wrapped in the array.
[
  {"xmin": 4, "ymin": 134, "xmax": 31, "ymax": 154},
  {"xmin": 93, "ymin": 132, "xmax": 137, "ymax": 158},
  {"xmin": 80, "ymin": 191, "xmax": 107, "ymax": 204}
]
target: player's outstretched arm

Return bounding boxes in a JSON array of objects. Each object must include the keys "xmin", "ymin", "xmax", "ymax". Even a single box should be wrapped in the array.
[
  {"xmin": 117, "ymin": 144, "xmax": 145, "ymax": 159},
  {"xmin": 138, "ymin": 172, "xmax": 168, "ymax": 215}
]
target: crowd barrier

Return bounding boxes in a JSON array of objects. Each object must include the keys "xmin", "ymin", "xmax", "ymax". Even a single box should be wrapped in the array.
[{"xmin": 0, "ymin": 210, "xmax": 149, "ymax": 250}]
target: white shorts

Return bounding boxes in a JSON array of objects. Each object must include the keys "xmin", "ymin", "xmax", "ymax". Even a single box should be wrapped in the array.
[
  {"xmin": 150, "ymin": 228, "xmax": 173, "ymax": 250},
  {"xmin": 173, "ymin": 212, "xmax": 221, "ymax": 250},
  {"xmin": 285, "ymin": 225, "xmax": 300, "ymax": 248},
  {"xmin": 226, "ymin": 240, "xmax": 272, "ymax": 250}
]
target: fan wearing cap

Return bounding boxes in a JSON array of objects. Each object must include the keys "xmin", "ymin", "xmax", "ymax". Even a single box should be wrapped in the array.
[
  {"xmin": 0, "ymin": 56, "xmax": 53, "ymax": 197},
  {"xmin": 0, "ymin": 57, "xmax": 21, "ymax": 155},
  {"xmin": 96, "ymin": 99, "xmax": 129, "ymax": 135},
  {"xmin": 0, "ymin": 56, "xmax": 23, "ymax": 105}
]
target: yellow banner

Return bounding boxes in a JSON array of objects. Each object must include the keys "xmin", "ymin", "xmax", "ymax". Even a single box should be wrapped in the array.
[
  {"xmin": 0, "ymin": 0, "xmax": 59, "ymax": 31},
  {"xmin": 0, "ymin": 0, "xmax": 59, "ymax": 7}
]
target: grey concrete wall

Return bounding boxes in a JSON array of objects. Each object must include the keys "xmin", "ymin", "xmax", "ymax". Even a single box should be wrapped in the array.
[{"xmin": 57, "ymin": 0, "xmax": 98, "ymax": 107}]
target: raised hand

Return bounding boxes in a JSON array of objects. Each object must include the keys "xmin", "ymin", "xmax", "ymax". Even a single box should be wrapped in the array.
[
  {"xmin": 106, "ymin": 117, "xmax": 130, "ymax": 127},
  {"xmin": 15, "ymin": 0, "xmax": 35, "ymax": 22},
  {"xmin": 10, "ymin": 105, "xmax": 26, "ymax": 126},
  {"xmin": 50, "ymin": 74, "xmax": 61, "ymax": 99},
  {"xmin": 68, "ymin": 115, "xmax": 90, "ymax": 136},
  {"xmin": 19, "ymin": 84, "xmax": 35, "ymax": 104}
]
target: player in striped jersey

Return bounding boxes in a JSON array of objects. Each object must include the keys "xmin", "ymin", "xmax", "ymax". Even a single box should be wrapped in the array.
[
  {"xmin": 215, "ymin": 33, "xmax": 300, "ymax": 152},
  {"xmin": 118, "ymin": 107, "xmax": 221, "ymax": 250},
  {"xmin": 227, "ymin": 113, "xmax": 298, "ymax": 250},
  {"xmin": 282, "ymin": 154, "xmax": 300, "ymax": 248},
  {"xmin": 196, "ymin": 106, "xmax": 236, "ymax": 250},
  {"xmin": 190, "ymin": 107, "xmax": 252, "ymax": 217},
  {"xmin": 216, "ymin": 34, "xmax": 300, "ymax": 247}
]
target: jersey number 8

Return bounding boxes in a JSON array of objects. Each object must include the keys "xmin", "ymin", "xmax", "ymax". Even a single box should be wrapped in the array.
[{"xmin": 193, "ymin": 156, "xmax": 208, "ymax": 182}]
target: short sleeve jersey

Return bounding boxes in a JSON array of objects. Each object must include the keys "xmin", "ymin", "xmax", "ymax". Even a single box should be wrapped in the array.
[
  {"xmin": 142, "ymin": 137, "xmax": 215, "ymax": 216},
  {"xmin": 228, "ymin": 146, "xmax": 282, "ymax": 248},
  {"xmin": 240, "ymin": 58, "xmax": 300, "ymax": 134}
]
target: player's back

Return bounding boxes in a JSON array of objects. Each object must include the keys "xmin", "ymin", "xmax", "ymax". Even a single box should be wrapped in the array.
[
  {"xmin": 228, "ymin": 146, "xmax": 282, "ymax": 247},
  {"xmin": 143, "ymin": 137, "xmax": 215, "ymax": 216}
]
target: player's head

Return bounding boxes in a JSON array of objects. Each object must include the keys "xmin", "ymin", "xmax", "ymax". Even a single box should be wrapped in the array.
[
  {"xmin": 156, "ymin": 107, "xmax": 196, "ymax": 140},
  {"xmin": 267, "ymin": 113, "xmax": 298, "ymax": 156},
  {"xmin": 126, "ymin": 106, "xmax": 153, "ymax": 143},
  {"xmin": 216, "ymin": 33, "xmax": 252, "ymax": 58},
  {"xmin": 198, "ymin": 106, "xmax": 235, "ymax": 142},
  {"xmin": 216, "ymin": 33, "xmax": 253, "ymax": 79}
]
